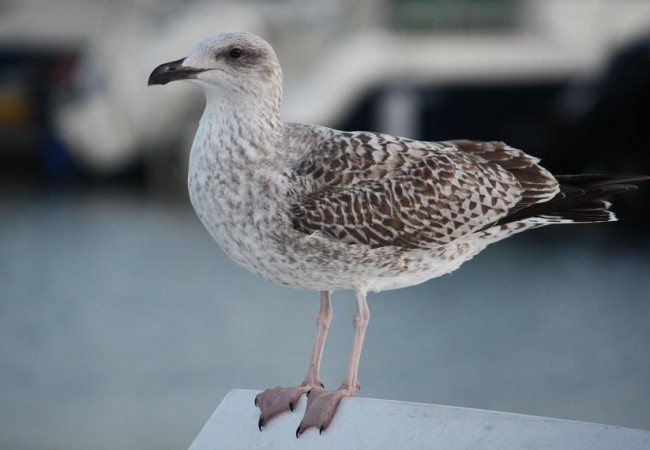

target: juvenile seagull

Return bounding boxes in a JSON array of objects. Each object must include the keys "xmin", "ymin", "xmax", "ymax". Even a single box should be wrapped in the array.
[{"xmin": 149, "ymin": 32, "xmax": 648, "ymax": 436}]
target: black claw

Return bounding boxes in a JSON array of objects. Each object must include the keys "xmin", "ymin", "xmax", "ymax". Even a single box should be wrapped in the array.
[
  {"xmin": 258, "ymin": 417, "xmax": 264, "ymax": 431},
  {"xmin": 296, "ymin": 426, "xmax": 301, "ymax": 438},
  {"xmin": 254, "ymin": 396, "xmax": 258, "ymax": 406},
  {"xmin": 319, "ymin": 382, "xmax": 325, "ymax": 388},
  {"xmin": 319, "ymin": 425, "xmax": 324, "ymax": 435},
  {"xmin": 306, "ymin": 389, "xmax": 312, "ymax": 397},
  {"xmin": 289, "ymin": 401, "xmax": 294, "ymax": 412}
]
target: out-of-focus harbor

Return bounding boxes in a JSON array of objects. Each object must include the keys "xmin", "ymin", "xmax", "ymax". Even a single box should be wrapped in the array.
[{"xmin": 1, "ymin": 1, "xmax": 650, "ymax": 449}]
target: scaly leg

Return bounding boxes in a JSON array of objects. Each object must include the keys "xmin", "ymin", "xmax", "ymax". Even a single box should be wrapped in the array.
[
  {"xmin": 255, "ymin": 291, "xmax": 332, "ymax": 429},
  {"xmin": 296, "ymin": 285, "xmax": 370, "ymax": 437}
]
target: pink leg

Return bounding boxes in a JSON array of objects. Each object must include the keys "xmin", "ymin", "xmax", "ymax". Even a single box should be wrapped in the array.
[
  {"xmin": 255, "ymin": 291, "xmax": 332, "ymax": 429},
  {"xmin": 303, "ymin": 291, "xmax": 333, "ymax": 386},
  {"xmin": 296, "ymin": 286, "xmax": 370, "ymax": 437}
]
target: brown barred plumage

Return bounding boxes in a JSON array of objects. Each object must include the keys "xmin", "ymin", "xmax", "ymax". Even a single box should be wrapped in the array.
[{"xmin": 290, "ymin": 132, "xmax": 560, "ymax": 249}]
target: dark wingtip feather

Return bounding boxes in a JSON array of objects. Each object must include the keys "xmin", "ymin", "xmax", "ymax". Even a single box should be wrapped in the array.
[
  {"xmin": 499, "ymin": 174, "xmax": 647, "ymax": 225},
  {"xmin": 554, "ymin": 174, "xmax": 650, "ymax": 188}
]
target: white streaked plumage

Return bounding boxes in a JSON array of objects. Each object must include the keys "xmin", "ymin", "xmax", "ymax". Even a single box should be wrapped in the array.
[{"xmin": 149, "ymin": 31, "xmax": 644, "ymax": 436}]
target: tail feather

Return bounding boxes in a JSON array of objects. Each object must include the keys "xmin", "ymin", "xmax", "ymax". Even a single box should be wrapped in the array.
[
  {"xmin": 553, "ymin": 174, "xmax": 650, "ymax": 188},
  {"xmin": 498, "ymin": 174, "xmax": 649, "ymax": 225}
]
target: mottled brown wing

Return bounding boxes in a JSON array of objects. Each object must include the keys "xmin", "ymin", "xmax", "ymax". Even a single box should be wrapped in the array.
[
  {"xmin": 290, "ymin": 132, "xmax": 558, "ymax": 249},
  {"xmin": 448, "ymin": 140, "xmax": 559, "ymax": 218}
]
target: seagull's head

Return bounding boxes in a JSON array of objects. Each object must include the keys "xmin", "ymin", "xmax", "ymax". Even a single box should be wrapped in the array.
[{"xmin": 148, "ymin": 31, "xmax": 282, "ymax": 100}]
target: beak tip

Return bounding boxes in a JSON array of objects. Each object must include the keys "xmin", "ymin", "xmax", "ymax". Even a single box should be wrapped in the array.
[{"xmin": 148, "ymin": 57, "xmax": 203, "ymax": 87}]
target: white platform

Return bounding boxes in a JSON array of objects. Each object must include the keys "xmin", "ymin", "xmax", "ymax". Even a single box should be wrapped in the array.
[{"xmin": 189, "ymin": 389, "xmax": 650, "ymax": 449}]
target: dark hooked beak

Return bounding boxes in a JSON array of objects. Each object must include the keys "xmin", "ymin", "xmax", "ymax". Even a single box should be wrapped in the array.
[{"xmin": 148, "ymin": 58, "xmax": 206, "ymax": 86}]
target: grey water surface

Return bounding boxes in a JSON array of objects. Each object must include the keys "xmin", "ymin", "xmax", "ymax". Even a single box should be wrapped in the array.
[{"xmin": 1, "ymin": 190, "xmax": 649, "ymax": 450}]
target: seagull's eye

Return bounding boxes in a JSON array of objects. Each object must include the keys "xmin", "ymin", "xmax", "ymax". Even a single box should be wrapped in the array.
[{"xmin": 229, "ymin": 48, "xmax": 242, "ymax": 59}]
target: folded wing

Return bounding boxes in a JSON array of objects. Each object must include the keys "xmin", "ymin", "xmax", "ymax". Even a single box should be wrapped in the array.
[{"xmin": 290, "ymin": 131, "xmax": 559, "ymax": 249}]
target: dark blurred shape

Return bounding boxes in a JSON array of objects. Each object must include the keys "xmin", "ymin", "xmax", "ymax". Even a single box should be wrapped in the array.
[
  {"xmin": 0, "ymin": 47, "xmax": 153, "ymax": 189},
  {"xmin": 551, "ymin": 32, "xmax": 650, "ymax": 226},
  {"xmin": 555, "ymin": 32, "xmax": 650, "ymax": 169},
  {"xmin": 0, "ymin": 48, "xmax": 80, "ymax": 185}
]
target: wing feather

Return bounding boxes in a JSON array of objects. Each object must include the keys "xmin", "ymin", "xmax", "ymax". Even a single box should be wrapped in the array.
[{"xmin": 290, "ymin": 131, "xmax": 558, "ymax": 249}]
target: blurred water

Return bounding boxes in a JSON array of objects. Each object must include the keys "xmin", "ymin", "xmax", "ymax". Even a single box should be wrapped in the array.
[{"xmin": 1, "ymin": 190, "xmax": 649, "ymax": 450}]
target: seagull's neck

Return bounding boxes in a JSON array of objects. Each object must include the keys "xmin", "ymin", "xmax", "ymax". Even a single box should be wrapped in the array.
[
  {"xmin": 188, "ymin": 86, "xmax": 289, "ymax": 236},
  {"xmin": 196, "ymin": 88, "xmax": 284, "ymax": 169}
]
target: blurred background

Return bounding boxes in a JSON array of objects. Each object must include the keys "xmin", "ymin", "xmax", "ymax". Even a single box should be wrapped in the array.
[{"xmin": 1, "ymin": 0, "xmax": 649, "ymax": 448}]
